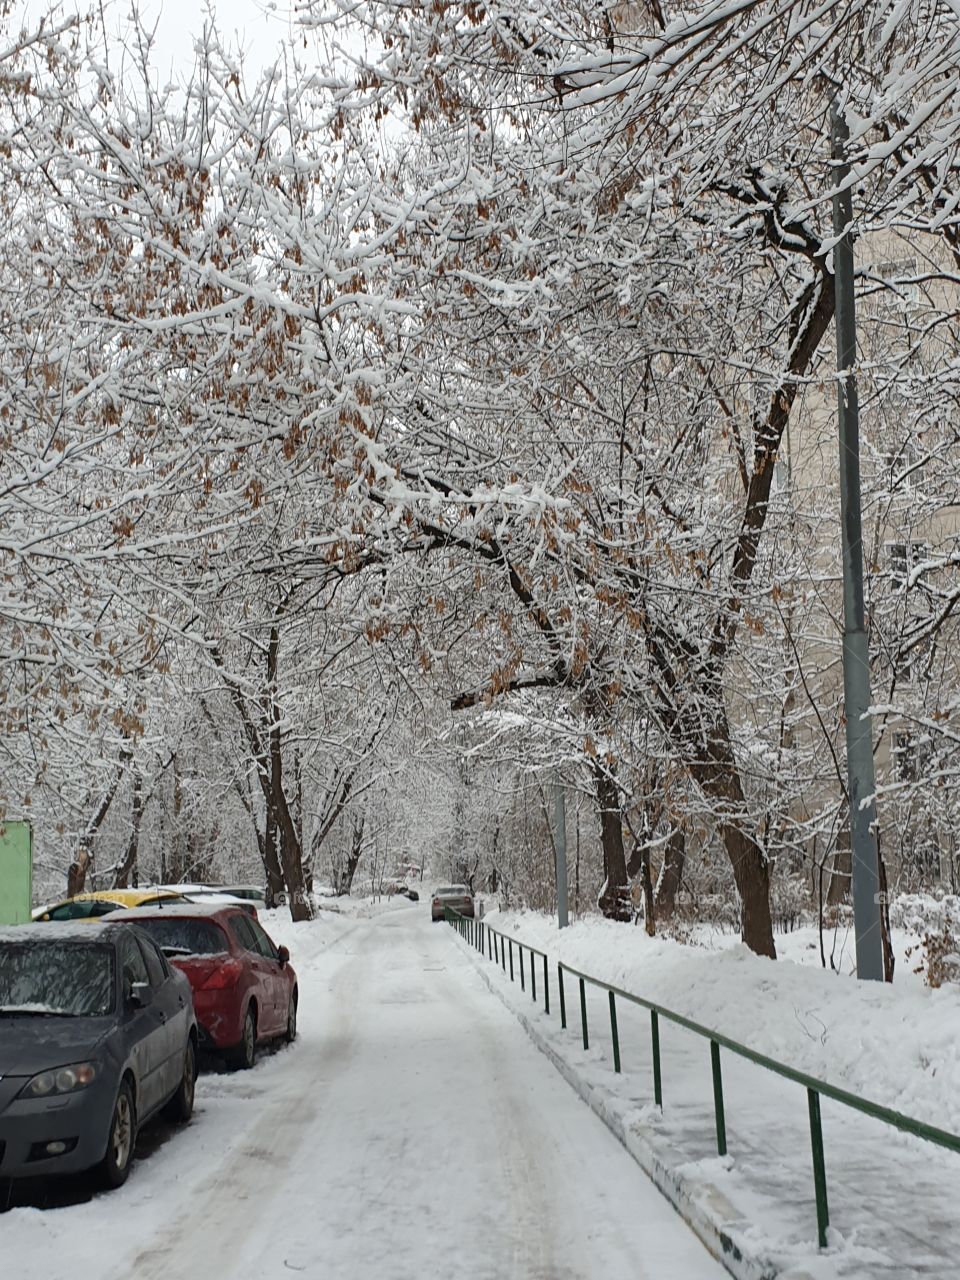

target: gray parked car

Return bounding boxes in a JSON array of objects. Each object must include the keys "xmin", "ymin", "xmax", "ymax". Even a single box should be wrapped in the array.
[
  {"xmin": 431, "ymin": 885, "xmax": 475, "ymax": 922},
  {"xmin": 0, "ymin": 922, "xmax": 197, "ymax": 1188}
]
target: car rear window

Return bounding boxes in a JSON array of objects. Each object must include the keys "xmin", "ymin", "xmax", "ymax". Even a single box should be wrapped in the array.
[
  {"xmin": 130, "ymin": 918, "xmax": 229, "ymax": 957},
  {"xmin": 438, "ymin": 886, "xmax": 470, "ymax": 896},
  {"xmin": 0, "ymin": 942, "xmax": 114, "ymax": 1016}
]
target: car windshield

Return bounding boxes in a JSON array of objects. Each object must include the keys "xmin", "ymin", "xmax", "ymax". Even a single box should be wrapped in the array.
[
  {"xmin": 0, "ymin": 942, "xmax": 114, "ymax": 1017},
  {"xmin": 131, "ymin": 918, "xmax": 229, "ymax": 957}
]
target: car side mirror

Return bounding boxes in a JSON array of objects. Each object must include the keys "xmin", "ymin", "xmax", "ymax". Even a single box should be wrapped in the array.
[
  {"xmin": 129, "ymin": 981, "xmax": 152, "ymax": 1008},
  {"xmin": 277, "ymin": 945, "xmax": 290, "ymax": 967}
]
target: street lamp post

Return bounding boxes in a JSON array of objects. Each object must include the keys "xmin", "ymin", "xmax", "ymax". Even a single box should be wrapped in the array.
[
  {"xmin": 553, "ymin": 782, "xmax": 569, "ymax": 929},
  {"xmin": 831, "ymin": 100, "xmax": 885, "ymax": 981}
]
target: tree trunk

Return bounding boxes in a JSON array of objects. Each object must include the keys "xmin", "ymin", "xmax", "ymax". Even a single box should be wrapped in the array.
[
  {"xmin": 593, "ymin": 762, "xmax": 630, "ymax": 921},
  {"xmin": 686, "ymin": 711, "xmax": 777, "ymax": 958},
  {"xmin": 171, "ymin": 754, "xmax": 185, "ymax": 884},
  {"xmin": 263, "ymin": 807, "xmax": 284, "ymax": 906},
  {"xmin": 639, "ymin": 843, "xmax": 656, "ymax": 936},
  {"xmin": 113, "ymin": 767, "xmax": 144, "ymax": 889},
  {"xmin": 826, "ymin": 826, "xmax": 851, "ymax": 906},
  {"xmin": 267, "ymin": 626, "xmax": 313, "ymax": 921},
  {"xmin": 878, "ymin": 847, "xmax": 895, "ymax": 982},
  {"xmin": 67, "ymin": 750, "xmax": 130, "ymax": 895},
  {"xmin": 338, "ymin": 815, "xmax": 364, "ymax": 896},
  {"xmin": 721, "ymin": 820, "xmax": 775, "ymax": 958},
  {"xmin": 67, "ymin": 848, "xmax": 92, "ymax": 898},
  {"xmin": 655, "ymin": 829, "xmax": 686, "ymax": 919},
  {"xmin": 270, "ymin": 736, "xmax": 312, "ymax": 921}
]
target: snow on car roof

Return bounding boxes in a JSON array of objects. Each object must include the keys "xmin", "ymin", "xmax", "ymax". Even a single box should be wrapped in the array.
[
  {"xmin": 0, "ymin": 921, "xmax": 127, "ymax": 943},
  {"xmin": 108, "ymin": 902, "xmax": 245, "ymax": 921}
]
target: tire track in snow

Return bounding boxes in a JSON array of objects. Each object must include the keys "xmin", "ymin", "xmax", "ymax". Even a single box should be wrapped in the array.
[{"xmin": 118, "ymin": 921, "xmax": 373, "ymax": 1280}]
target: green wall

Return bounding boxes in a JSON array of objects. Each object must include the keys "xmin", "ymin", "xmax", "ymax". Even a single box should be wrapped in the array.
[{"xmin": 0, "ymin": 821, "xmax": 33, "ymax": 924}]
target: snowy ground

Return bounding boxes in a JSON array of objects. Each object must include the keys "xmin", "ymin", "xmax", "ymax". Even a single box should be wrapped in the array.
[
  {"xmin": 4, "ymin": 900, "xmax": 726, "ymax": 1280},
  {"xmin": 476, "ymin": 908, "xmax": 960, "ymax": 1278}
]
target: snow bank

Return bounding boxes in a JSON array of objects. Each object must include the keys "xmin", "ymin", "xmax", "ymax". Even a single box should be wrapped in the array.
[{"xmin": 487, "ymin": 909, "xmax": 960, "ymax": 1135}]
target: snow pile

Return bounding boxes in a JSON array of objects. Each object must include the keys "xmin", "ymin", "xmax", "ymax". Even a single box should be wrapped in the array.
[{"xmin": 488, "ymin": 909, "xmax": 960, "ymax": 1135}]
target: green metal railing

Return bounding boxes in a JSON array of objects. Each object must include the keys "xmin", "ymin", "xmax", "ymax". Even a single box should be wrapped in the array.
[{"xmin": 445, "ymin": 908, "xmax": 960, "ymax": 1250}]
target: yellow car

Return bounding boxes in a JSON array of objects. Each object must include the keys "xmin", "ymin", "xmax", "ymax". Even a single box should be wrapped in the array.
[{"xmin": 32, "ymin": 888, "xmax": 186, "ymax": 922}]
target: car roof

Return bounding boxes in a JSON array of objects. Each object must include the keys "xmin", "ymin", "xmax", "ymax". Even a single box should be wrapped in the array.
[
  {"xmin": 184, "ymin": 892, "xmax": 255, "ymax": 907},
  {"xmin": 158, "ymin": 883, "xmax": 263, "ymax": 895},
  {"xmin": 40, "ymin": 888, "xmax": 184, "ymax": 908},
  {"xmin": 0, "ymin": 921, "xmax": 131, "ymax": 944},
  {"xmin": 106, "ymin": 903, "xmax": 242, "ymax": 923}
]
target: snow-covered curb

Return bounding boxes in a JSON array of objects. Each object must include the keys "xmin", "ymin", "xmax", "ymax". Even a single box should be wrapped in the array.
[{"xmin": 455, "ymin": 928, "xmax": 801, "ymax": 1280}]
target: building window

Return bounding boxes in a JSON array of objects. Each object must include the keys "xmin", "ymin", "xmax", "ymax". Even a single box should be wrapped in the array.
[
  {"xmin": 887, "ymin": 540, "xmax": 928, "ymax": 589},
  {"xmin": 881, "ymin": 441, "xmax": 918, "ymax": 488},
  {"xmin": 868, "ymin": 257, "xmax": 921, "ymax": 310},
  {"xmin": 892, "ymin": 731, "xmax": 933, "ymax": 782}
]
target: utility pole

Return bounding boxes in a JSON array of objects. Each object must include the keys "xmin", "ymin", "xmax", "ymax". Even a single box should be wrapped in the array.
[
  {"xmin": 831, "ymin": 100, "xmax": 884, "ymax": 981},
  {"xmin": 553, "ymin": 782, "xmax": 569, "ymax": 928}
]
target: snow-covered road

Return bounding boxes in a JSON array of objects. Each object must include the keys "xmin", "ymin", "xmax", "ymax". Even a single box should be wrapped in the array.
[{"xmin": 5, "ymin": 904, "xmax": 725, "ymax": 1280}]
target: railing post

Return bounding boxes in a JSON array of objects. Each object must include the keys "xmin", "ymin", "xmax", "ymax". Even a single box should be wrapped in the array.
[
  {"xmin": 509, "ymin": 939, "xmax": 514, "ymax": 981},
  {"xmin": 543, "ymin": 955, "xmax": 550, "ymax": 1014},
  {"xmin": 519, "ymin": 945, "xmax": 525, "ymax": 991},
  {"xmin": 609, "ymin": 991, "xmax": 621, "ymax": 1073},
  {"xmin": 531, "ymin": 951, "xmax": 537, "ymax": 1001},
  {"xmin": 711, "ymin": 1041, "xmax": 727, "ymax": 1156},
  {"xmin": 488, "ymin": 927, "xmax": 492, "ymax": 961},
  {"xmin": 501, "ymin": 935, "xmax": 507, "ymax": 972},
  {"xmin": 579, "ymin": 977, "xmax": 589, "ymax": 1050},
  {"xmin": 494, "ymin": 932, "xmax": 499, "ymax": 965},
  {"xmin": 808, "ymin": 1089, "xmax": 830, "ymax": 1249},
  {"xmin": 651, "ymin": 1010, "xmax": 662, "ymax": 1108},
  {"xmin": 558, "ymin": 964, "xmax": 567, "ymax": 1029}
]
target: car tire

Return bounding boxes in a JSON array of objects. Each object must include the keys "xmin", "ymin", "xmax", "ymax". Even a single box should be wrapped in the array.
[
  {"xmin": 231, "ymin": 1007, "xmax": 257, "ymax": 1071},
  {"xmin": 100, "ymin": 1079, "xmax": 137, "ymax": 1189},
  {"xmin": 164, "ymin": 1039, "xmax": 196, "ymax": 1124},
  {"xmin": 284, "ymin": 992, "xmax": 298, "ymax": 1044}
]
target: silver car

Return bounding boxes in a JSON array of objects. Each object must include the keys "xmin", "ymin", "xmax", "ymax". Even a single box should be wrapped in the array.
[{"xmin": 431, "ymin": 885, "xmax": 475, "ymax": 922}]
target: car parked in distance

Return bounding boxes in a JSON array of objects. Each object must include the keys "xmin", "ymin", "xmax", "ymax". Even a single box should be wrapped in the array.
[
  {"xmin": 110, "ymin": 904, "xmax": 297, "ymax": 1070},
  {"xmin": 431, "ymin": 885, "xmax": 475, "ymax": 922},
  {"xmin": 32, "ymin": 888, "xmax": 187, "ymax": 922},
  {"xmin": 0, "ymin": 922, "xmax": 197, "ymax": 1188}
]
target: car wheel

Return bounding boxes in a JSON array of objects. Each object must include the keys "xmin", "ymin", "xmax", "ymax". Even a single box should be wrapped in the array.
[
  {"xmin": 164, "ymin": 1039, "xmax": 196, "ymax": 1123},
  {"xmin": 231, "ymin": 1007, "xmax": 257, "ymax": 1071},
  {"xmin": 284, "ymin": 993, "xmax": 298, "ymax": 1044},
  {"xmin": 101, "ymin": 1079, "xmax": 137, "ymax": 1189}
]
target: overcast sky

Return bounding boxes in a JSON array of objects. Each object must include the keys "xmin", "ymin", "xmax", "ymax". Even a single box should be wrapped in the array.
[{"xmin": 19, "ymin": 0, "xmax": 302, "ymax": 83}]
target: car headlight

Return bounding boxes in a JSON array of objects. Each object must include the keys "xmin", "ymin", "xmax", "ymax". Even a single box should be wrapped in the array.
[{"xmin": 20, "ymin": 1062, "xmax": 98, "ymax": 1099}]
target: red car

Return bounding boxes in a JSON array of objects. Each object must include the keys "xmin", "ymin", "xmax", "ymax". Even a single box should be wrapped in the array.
[{"xmin": 108, "ymin": 904, "xmax": 298, "ymax": 1069}]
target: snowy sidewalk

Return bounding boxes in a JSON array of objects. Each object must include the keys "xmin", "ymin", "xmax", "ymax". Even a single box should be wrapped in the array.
[
  {"xmin": 450, "ymin": 915, "xmax": 960, "ymax": 1280},
  {"xmin": 6, "ymin": 906, "xmax": 725, "ymax": 1280}
]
